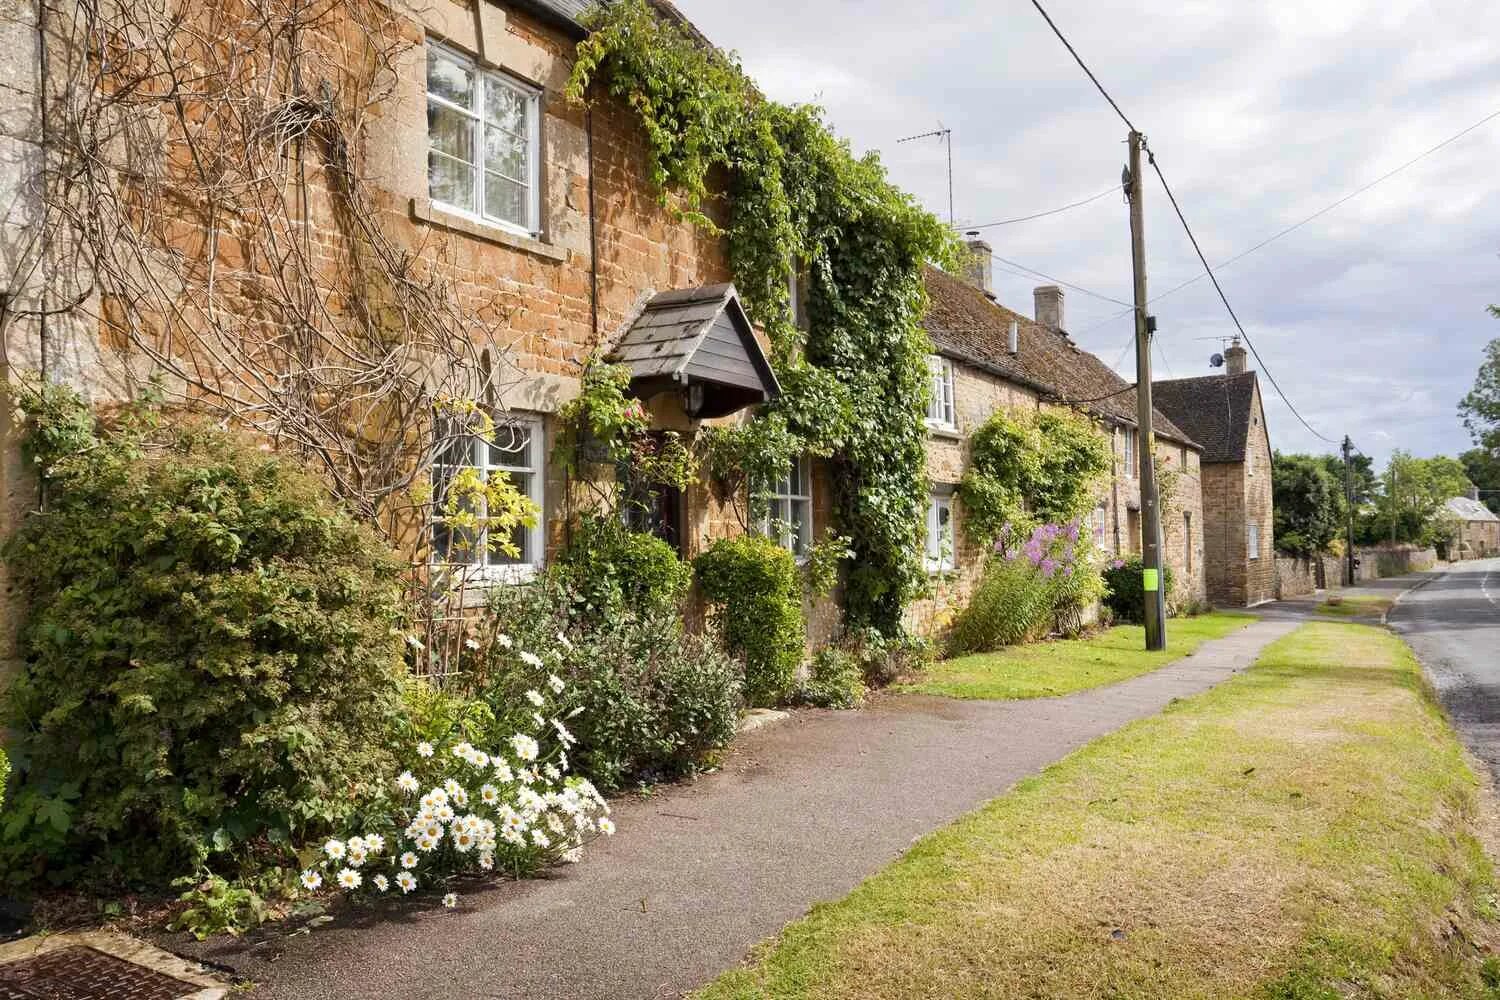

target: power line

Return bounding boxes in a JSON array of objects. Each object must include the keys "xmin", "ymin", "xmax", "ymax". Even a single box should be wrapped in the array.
[
  {"xmin": 1029, "ymin": 0, "xmax": 1337, "ymax": 445},
  {"xmin": 962, "ymin": 186, "xmax": 1119, "ymax": 230},
  {"xmin": 990, "ymin": 253, "xmax": 1134, "ymax": 308}
]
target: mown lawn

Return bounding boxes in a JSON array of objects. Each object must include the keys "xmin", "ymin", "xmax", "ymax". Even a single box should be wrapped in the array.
[
  {"xmin": 700, "ymin": 623, "xmax": 1500, "ymax": 1000},
  {"xmin": 899, "ymin": 612, "xmax": 1255, "ymax": 700},
  {"xmin": 1316, "ymin": 594, "xmax": 1394, "ymax": 618}
]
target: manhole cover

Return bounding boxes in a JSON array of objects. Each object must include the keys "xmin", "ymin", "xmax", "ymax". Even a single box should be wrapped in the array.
[{"xmin": 0, "ymin": 946, "xmax": 200, "ymax": 1000}]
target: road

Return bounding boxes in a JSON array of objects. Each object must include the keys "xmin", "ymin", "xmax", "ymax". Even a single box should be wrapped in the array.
[{"xmin": 1388, "ymin": 558, "xmax": 1500, "ymax": 783}]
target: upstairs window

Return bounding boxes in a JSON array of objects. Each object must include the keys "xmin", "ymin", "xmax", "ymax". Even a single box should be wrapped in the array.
[
  {"xmin": 1123, "ymin": 427, "xmax": 1137, "ymax": 477},
  {"xmin": 759, "ymin": 455, "xmax": 813, "ymax": 558},
  {"xmin": 432, "ymin": 415, "xmax": 545, "ymax": 579},
  {"xmin": 926, "ymin": 355, "xmax": 956, "ymax": 429},
  {"xmin": 1247, "ymin": 520, "xmax": 1260, "ymax": 561},
  {"xmin": 925, "ymin": 492, "xmax": 955, "ymax": 573},
  {"xmin": 426, "ymin": 43, "xmax": 540, "ymax": 236}
]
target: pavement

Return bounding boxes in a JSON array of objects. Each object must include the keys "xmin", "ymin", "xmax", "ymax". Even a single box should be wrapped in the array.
[
  {"xmin": 1387, "ymin": 557, "xmax": 1500, "ymax": 784},
  {"xmin": 177, "ymin": 617, "xmax": 1300, "ymax": 1000}
]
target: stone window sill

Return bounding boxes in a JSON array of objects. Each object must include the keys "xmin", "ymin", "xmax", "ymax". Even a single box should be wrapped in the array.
[
  {"xmin": 926, "ymin": 424, "xmax": 963, "ymax": 443},
  {"xmin": 409, "ymin": 198, "xmax": 567, "ymax": 263}
]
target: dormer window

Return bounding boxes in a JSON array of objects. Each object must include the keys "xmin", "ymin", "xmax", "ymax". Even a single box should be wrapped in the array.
[
  {"xmin": 926, "ymin": 355, "xmax": 956, "ymax": 429},
  {"xmin": 426, "ymin": 42, "xmax": 541, "ymax": 237}
]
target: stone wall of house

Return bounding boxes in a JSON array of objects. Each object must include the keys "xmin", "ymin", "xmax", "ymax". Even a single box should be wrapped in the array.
[
  {"xmin": 1454, "ymin": 519, "xmax": 1500, "ymax": 559},
  {"xmin": 1201, "ymin": 460, "xmax": 1246, "ymax": 606},
  {"xmin": 1156, "ymin": 437, "xmax": 1207, "ymax": 608},
  {"xmin": 1242, "ymin": 381, "xmax": 1276, "ymax": 605}
]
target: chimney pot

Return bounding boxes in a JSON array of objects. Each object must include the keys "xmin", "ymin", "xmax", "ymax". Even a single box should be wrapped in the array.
[
  {"xmin": 1007, "ymin": 319, "xmax": 1019, "ymax": 355},
  {"xmin": 1034, "ymin": 285, "xmax": 1065, "ymax": 333},
  {"xmin": 962, "ymin": 239, "xmax": 995, "ymax": 298},
  {"xmin": 1224, "ymin": 336, "xmax": 1248, "ymax": 375}
]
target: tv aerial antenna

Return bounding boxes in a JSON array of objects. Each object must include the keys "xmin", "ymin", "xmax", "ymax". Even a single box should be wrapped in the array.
[{"xmin": 898, "ymin": 123, "xmax": 954, "ymax": 226}]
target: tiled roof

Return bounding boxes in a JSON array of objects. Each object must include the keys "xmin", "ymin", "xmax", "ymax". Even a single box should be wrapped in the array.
[
  {"xmin": 524, "ymin": 0, "xmax": 710, "ymax": 43},
  {"xmin": 1445, "ymin": 496, "xmax": 1500, "ymax": 523},
  {"xmin": 922, "ymin": 267, "xmax": 1198, "ymax": 448},
  {"xmin": 1149, "ymin": 372, "xmax": 1258, "ymax": 464}
]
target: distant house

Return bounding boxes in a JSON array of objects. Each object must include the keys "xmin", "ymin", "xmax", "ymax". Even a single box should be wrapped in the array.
[
  {"xmin": 1151, "ymin": 339, "xmax": 1275, "ymax": 607},
  {"xmin": 1443, "ymin": 492, "xmax": 1500, "ymax": 560},
  {"xmin": 907, "ymin": 241, "xmax": 1207, "ymax": 632}
]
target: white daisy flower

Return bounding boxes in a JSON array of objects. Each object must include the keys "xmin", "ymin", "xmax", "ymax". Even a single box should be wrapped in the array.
[
  {"xmin": 478, "ymin": 851, "xmax": 494, "ymax": 871},
  {"xmin": 442, "ymin": 892, "xmax": 458, "ymax": 908},
  {"xmin": 434, "ymin": 804, "xmax": 455, "ymax": 823},
  {"xmin": 452, "ymin": 829, "xmax": 476, "ymax": 852},
  {"xmin": 416, "ymin": 741, "xmax": 435, "ymax": 758},
  {"xmin": 599, "ymin": 817, "xmax": 616, "ymax": 836},
  {"xmin": 300, "ymin": 869, "xmax": 323, "ymax": 891},
  {"xmin": 520, "ymin": 650, "xmax": 543, "ymax": 669},
  {"xmin": 502, "ymin": 826, "xmax": 526, "ymax": 846},
  {"xmin": 552, "ymin": 719, "xmax": 576, "ymax": 746},
  {"xmin": 497, "ymin": 633, "xmax": 513, "ymax": 648},
  {"xmin": 372, "ymin": 874, "xmax": 390, "ymax": 893},
  {"xmin": 337, "ymin": 867, "xmax": 362, "ymax": 890},
  {"xmin": 323, "ymin": 839, "xmax": 346, "ymax": 861},
  {"xmin": 416, "ymin": 835, "xmax": 439, "ymax": 853},
  {"xmin": 562, "ymin": 847, "xmax": 583, "ymax": 864},
  {"xmin": 396, "ymin": 871, "xmax": 417, "ymax": 893},
  {"xmin": 400, "ymin": 851, "xmax": 419, "ymax": 869},
  {"xmin": 395, "ymin": 771, "xmax": 420, "ymax": 794},
  {"xmin": 525, "ymin": 689, "xmax": 545, "ymax": 708},
  {"xmin": 531, "ymin": 829, "xmax": 551, "ymax": 848},
  {"xmin": 480, "ymin": 784, "xmax": 500, "ymax": 805},
  {"xmin": 452, "ymin": 787, "xmax": 469, "ymax": 808},
  {"xmin": 510, "ymin": 734, "xmax": 539, "ymax": 762},
  {"xmin": 492, "ymin": 758, "xmax": 514, "ymax": 782},
  {"xmin": 428, "ymin": 788, "xmax": 448, "ymax": 806},
  {"xmin": 555, "ymin": 632, "xmax": 573, "ymax": 651},
  {"xmin": 558, "ymin": 751, "xmax": 569, "ymax": 773},
  {"xmin": 423, "ymin": 821, "xmax": 443, "ymax": 841},
  {"xmin": 467, "ymin": 749, "xmax": 490, "ymax": 769},
  {"xmin": 548, "ymin": 674, "xmax": 566, "ymax": 694},
  {"xmin": 546, "ymin": 813, "xmax": 565, "ymax": 835},
  {"xmin": 364, "ymin": 834, "xmax": 385, "ymax": 855},
  {"xmin": 347, "ymin": 845, "xmax": 368, "ymax": 867},
  {"xmin": 452, "ymin": 742, "xmax": 474, "ymax": 760},
  {"xmin": 543, "ymin": 763, "xmax": 561, "ymax": 782}
]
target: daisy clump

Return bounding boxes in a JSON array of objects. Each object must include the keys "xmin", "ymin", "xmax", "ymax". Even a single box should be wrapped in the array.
[{"xmin": 300, "ymin": 680, "xmax": 611, "ymax": 912}]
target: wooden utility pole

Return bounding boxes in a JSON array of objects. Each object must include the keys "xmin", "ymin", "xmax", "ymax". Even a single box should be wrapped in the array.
[
  {"xmin": 1125, "ymin": 131, "xmax": 1166, "ymax": 650},
  {"xmin": 1342, "ymin": 436, "xmax": 1356, "ymax": 585}
]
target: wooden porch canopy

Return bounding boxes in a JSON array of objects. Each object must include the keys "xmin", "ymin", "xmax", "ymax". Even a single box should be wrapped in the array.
[{"xmin": 606, "ymin": 284, "xmax": 781, "ymax": 420}]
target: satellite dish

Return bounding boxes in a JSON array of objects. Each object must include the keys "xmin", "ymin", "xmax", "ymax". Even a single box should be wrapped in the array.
[{"xmin": 1210, "ymin": 352, "xmax": 1225, "ymax": 368}]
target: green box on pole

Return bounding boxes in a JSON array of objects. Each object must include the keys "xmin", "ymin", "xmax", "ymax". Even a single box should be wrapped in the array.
[{"xmin": 1143, "ymin": 568, "xmax": 1159, "ymax": 592}]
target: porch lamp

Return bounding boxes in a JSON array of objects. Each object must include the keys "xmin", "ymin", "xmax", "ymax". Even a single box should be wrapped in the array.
[{"xmin": 682, "ymin": 380, "xmax": 706, "ymax": 418}]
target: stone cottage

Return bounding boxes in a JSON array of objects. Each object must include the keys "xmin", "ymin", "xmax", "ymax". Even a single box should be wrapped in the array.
[
  {"xmin": 906, "ymin": 240, "xmax": 1207, "ymax": 632},
  {"xmin": 1150, "ymin": 339, "xmax": 1276, "ymax": 606},
  {"xmin": 1443, "ymin": 492, "xmax": 1500, "ymax": 559}
]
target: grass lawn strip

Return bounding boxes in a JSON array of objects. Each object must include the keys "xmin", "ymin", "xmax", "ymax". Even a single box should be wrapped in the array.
[
  {"xmin": 901, "ymin": 611, "xmax": 1256, "ymax": 700},
  {"xmin": 700, "ymin": 622, "xmax": 1500, "ymax": 1000},
  {"xmin": 1316, "ymin": 594, "xmax": 1394, "ymax": 618}
]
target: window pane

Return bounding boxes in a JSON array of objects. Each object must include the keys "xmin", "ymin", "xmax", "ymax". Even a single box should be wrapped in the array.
[
  {"xmin": 434, "ymin": 431, "xmax": 475, "ymax": 467},
  {"xmin": 429, "ymin": 152, "xmax": 474, "ymax": 211},
  {"xmin": 490, "ymin": 471, "xmax": 532, "ymax": 565},
  {"xmin": 489, "ymin": 424, "xmax": 532, "ymax": 469},
  {"xmin": 484, "ymin": 126, "xmax": 528, "ymax": 182},
  {"xmin": 484, "ymin": 172, "xmax": 527, "ymax": 227},
  {"xmin": 484, "ymin": 79, "xmax": 529, "ymax": 136},
  {"xmin": 428, "ymin": 102, "xmax": 475, "ymax": 162},
  {"xmin": 793, "ymin": 498, "xmax": 811, "ymax": 555},
  {"xmin": 427, "ymin": 48, "xmax": 473, "ymax": 108}
]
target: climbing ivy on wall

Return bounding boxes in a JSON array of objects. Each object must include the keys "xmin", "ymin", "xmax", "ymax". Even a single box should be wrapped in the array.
[{"xmin": 568, "ymin": 0, "xmax": 956, "ymax": 634}]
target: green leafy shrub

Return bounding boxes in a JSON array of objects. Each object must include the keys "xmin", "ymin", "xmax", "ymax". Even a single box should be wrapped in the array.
[
  {"xmin": 1, "ymin": 383, "xmax": 405, "ymax": 889},
  {"xmin": 168, "ymin": 873, "xmax": 269, "ymax": 940},
  {"xmin": 840, "ymin": 626, "xmax": 933, "ymax": 688},
  {"xmin": 1103, "ymin": 556, "xmax": 1174, "ymax": 624},
  {"xmin": 552, "ymin": 513, "xmax": 690, "ymax": 618},
  {"xmin": 798, "ymin": 648, "xmax": 864, "ymax": 709},
  {"xmin": 474, "ymin": 577, "xmax": 740, "ymax": 791},
  {"xmin": 693, "ymin": 535, "xmax": 804, "ymax": 707},
  {"xmin": 948, "ymin": 522, "xmax": 1105, "ymax": 655}
]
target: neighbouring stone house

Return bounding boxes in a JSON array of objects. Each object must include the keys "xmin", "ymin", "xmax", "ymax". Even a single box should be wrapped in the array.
[
  {"xmin": 905, "ymin": 242, "xmax": 1207, "ymax": 633},
  {"xmin": 1443, "ymin": 491, "xmax": 1500, "ymax": 559},
  {"xmin": 1151, "ymin": 339, "xmax": 1276, "ymax": 607}
]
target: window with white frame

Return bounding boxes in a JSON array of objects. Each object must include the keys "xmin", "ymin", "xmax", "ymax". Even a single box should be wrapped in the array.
[
  {"xmin": 426, "ymin": 43, "xmax": 541, "ymax": 236},
  {"xmin": 432, "ymin": 415, "xmax": 545, "ymax": 578},
  {"xmin": 925, "ymin": 491, "xmax": 955, "ymax": 573},
  {"xmin": 758, "ymin": 455, "xmax": 813, "ymax": 558},
  {"xmin": 1247, "ymin": 520, "xmax": 1260, "ymax": 560},
  {"xmin": 926, "ymin": 355, "xmax": 956, "ymax": 429},
  {"xmin": 1123, "ymin": 427, "xmax": 1137, "ymax": 477},
  {"xmin": 1093, "ymin": 501, "xmax": 1108, "ymax": 545}
]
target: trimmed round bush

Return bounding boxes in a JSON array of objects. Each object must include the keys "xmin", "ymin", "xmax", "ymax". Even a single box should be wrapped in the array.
[
  {"xmin": 1102, "ymin": 557, "xmax": 1174, "ymax": 624},
  {"xmin": 1, "ymin": 386, "xmax": 405, "ymax": 889}
]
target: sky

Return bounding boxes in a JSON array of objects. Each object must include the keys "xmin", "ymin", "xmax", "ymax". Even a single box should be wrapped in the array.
[{"xmin": 673, "ymin": 0, "xmax": 1500, "ymax": 467}]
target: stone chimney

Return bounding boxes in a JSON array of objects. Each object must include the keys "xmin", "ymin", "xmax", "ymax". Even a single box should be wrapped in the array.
[
  {"xmin": 1034, "ymin": 285, "xmax": 1064, "ymax": 333},
  {"xmin": 1224, "ymin": 336, "xmax": 1248, "ymax": 375},
  {"xmin": 1472, "ymin": 485, "xmax": 1482, "ymax": 502},
  {"xmin": 962, "ymin": 238, "xmax": 994, "ymax": 299}
]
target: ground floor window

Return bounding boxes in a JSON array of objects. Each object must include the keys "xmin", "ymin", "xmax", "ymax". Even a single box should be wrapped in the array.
[
  {"xmin": 432, "ymin": 414, "xmax": 545, "ymax": 579},
  {"xmin": 1185, "ymin": 511, "xmax": 1193, "ymax": 576},
  {"xmin": 925, "ymin": 491, "xmax": 955, "ymax": 573},
  {"xmin": 759, "ymin": 455, "xmax": 812, "ymax": 558},
  {"xmin": 1247, "ymin": 520, "xmax": 1260, "ymax": 561}
]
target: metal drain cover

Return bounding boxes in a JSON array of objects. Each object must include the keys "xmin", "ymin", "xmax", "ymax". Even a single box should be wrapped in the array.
[{"xmin": 0, "ymin": 945, "xmax": 200, "ymax": 1000}]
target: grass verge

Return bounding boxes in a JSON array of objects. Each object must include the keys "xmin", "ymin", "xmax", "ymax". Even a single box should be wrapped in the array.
[
  {"xmin": 701, "ymin": 623, "xmax": 1500, "ymax": 1000},
  {"xmin": 1317, "ymin": 594, "xmax": 1394, "ymax": 618},
  {"xmin": 899, "ymin": 611, "xmax": 1255, "ymax": 700}
]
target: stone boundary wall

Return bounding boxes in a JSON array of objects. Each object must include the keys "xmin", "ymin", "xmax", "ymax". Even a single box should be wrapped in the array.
[
  {"xmin": 1273, "ymin": 554, "xmax": 1318, "ymax": 599},
  {"xmin": 1353, "ymin": 545, "xmax": 1437, "ymax": 581}
]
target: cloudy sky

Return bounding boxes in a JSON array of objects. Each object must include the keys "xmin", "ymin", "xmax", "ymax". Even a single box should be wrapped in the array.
[{"xmin": 675, "ymin": 0, "xmax": 1500, "ymax": 466}]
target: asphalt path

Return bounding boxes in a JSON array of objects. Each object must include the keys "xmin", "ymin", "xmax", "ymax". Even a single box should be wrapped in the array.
[
  {"xmin": 179, "ymin": 619, "xmax": 1297, "ymax": 1000},
  {"xmin": 1389, "ymin": 557, "xmax": 1500, "ymax": 783}
]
